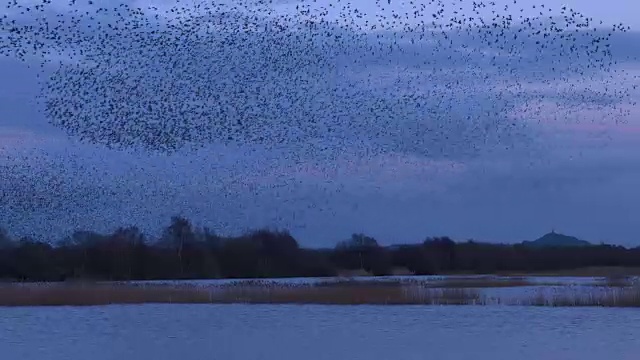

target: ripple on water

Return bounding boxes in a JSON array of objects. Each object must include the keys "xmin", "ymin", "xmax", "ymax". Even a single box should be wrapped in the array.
[{"xmin": 1, "ymin": 304, "xmax": 639, "ymax": 360}]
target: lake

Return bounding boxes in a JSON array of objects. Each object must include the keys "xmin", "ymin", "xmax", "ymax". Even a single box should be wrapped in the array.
[{"xmin": 1, "ymin": 304, "xmax": 639, "ymax": 360}]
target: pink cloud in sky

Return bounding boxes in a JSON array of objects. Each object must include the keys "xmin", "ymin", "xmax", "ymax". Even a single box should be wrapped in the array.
[
  {"xmin": 0, "ymin": 127, "xmax": 72, "ymax": 159},
  {"xmin": 0, "ymin": 127, "xmax": 45, "ymax": 156},
  {"xmin": 504, "ymin": 64, "xmax": 640, "ymax": 137}
]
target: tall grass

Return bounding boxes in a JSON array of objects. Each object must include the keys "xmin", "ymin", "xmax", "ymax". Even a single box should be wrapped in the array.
[
  {"xmin": 0, "ymin": 281, "xmax": 485, "ymax": 306},
  {"xmin": 215, "ymin": 283, "xmax": 484, "ymax": 305},
  {"xmin": 599, "ymin": 275, "xmax": 635, "ymax": 288},
  {"xmin": 2, "ymin": 280, "xmax": 640, "ymax": 307},
  {"xmin": 0, "ymin": 283, "xmax": 212, "ymax": 306},
  {"xmin": 313, "ymin": 276, "xmax": 533, "ymax": 288},
  {"xmin": 424, "ymin": 277, "xmax": 532, "ymax": 288},
  {"xmin": 519, "ymin": 287, "xmax": 640, "ymax": 307}
]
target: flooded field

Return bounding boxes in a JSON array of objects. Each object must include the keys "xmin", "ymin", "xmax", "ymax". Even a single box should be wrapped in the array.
[{"xmin": 1, "ymin": 304, "xmax": 639, "ymax": 360}]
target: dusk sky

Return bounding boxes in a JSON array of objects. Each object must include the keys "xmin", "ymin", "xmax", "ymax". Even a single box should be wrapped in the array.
[{"xmin": 1, "ymin": 0, "xmax": 639, "ymax": 246}]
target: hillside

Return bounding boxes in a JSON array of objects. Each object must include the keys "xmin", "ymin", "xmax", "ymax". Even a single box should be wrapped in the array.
[{"xmin": 521, "ymin": 231, "xmax": 592, "ymax": 248}]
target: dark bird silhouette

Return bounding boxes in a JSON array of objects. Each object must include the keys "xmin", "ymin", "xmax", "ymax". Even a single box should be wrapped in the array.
[{"xmin": 0, "ymin": 0, "xmax": 635, "ymax": 155}]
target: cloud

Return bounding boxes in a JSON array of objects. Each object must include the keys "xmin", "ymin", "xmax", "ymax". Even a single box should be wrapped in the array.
[
  {"xmin": 2, "ymin": 0, "xmax": 635, "ymax": 158},
  {"xmin": 1, "ymin": 1, "xmax": 639, "ymax": 243},
  {"xmin": 0, "ymin": 127, "xmax": 40, "ymax": 149}
]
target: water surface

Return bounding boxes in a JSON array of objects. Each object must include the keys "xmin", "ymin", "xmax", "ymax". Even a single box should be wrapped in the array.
[{"xmin": 1, "ymin": 305, "xmax": 639, "ymax": 360}]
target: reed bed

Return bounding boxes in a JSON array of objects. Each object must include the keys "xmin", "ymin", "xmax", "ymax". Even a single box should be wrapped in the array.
[
  {"xmin": 2, "ymin": 280, "xmax": 640, "ymax": 307},
  {"xmin": 215, "ymin": 283, "xmax": 484, "ymax": 305},
  {"xmin": 0, "ymin": 283, "xmax": 212, "ymax": 306},
  {"xmin": 0, "ymin": 281, "xmax": 484, "ymax": 306},
  {"xmin": 310, "ymin": 276, "xmax": 533, "ymax": 288},
  {"xmin": 518, "ymin": 286, "xmax": 640, "ymax": 307},
  {"xmin": 595, "ymin": 275, "xmax": 636, "ymax": 288},
  {"xmin": 424, "ymin": 277, "xmax": 532, "ymax": 288}
]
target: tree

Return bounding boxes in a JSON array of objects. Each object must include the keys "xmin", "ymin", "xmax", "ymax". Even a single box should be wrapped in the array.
[
  {"xmin": 67, "ymin": 230, "xmax": 106, "ymax": 278},
  {"xmin": 336, "ymin": 233, "xmax": 379, "ymax": 250},
  {"xmin": 108, "ymin": 226, "xmax": 145, "ymax": 280},
  {"xmin": 333, "ymin": 233, "xmax": 391, "ymax": 275},
  {"xmin": 0, "ymin": 227, "xmax": 12, "ymax": 249},
  {"xmin": 423, "ymin": 237, "xmax": 456, "ymax": 272},
  {"xmin": 162, "ymin": 216, "xmax": 196, "ymax": 277}
]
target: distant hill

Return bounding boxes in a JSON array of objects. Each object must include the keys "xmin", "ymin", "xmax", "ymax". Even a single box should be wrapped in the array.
[{"xmin": 521, "ymin": 231, "xmax": 592, "ymax": 248}]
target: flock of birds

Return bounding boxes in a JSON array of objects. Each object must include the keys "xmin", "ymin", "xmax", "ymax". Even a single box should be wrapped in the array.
[
  {"xmin": 0, "ymin": 0, "xmax": 636, "ymax": 154},
  {"xmin": 0, "ymin": 0, "xmax": 638, "ymax": 235}
]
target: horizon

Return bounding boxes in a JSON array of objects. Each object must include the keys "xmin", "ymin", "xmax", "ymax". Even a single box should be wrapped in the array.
[
  {"xmin": 1, "ymin": 0, "xmax": 640, "ymax": 247},
  {"xmin": 0, "ymin": 218, "xmax": 627, "ymax": 248}
]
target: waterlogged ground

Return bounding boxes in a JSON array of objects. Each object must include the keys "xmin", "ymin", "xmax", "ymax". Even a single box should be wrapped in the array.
[{"xmin": 1, "ymin": 305, "xmax": 640, "ymax": 360}]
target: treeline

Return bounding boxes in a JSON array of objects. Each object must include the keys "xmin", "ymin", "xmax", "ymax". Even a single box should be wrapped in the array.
[{"xmin": 0, "ymin": 216, "xmax": 639, "ymax": 281}]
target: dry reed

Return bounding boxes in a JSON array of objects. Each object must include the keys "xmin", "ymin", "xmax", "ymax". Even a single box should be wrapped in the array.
[
  {"xmin": 0, "ymin": 283, "xmax": 212, "ymax": 306},
  {"xmin": 2, "ymin": 280, "xmax": 640, "ymax": 307},
  {"xmin": 425, "ymin": 277, "xmax": 532, "ymax": 288},
  {"xmin": 519, "ymin": 286, "xmax": 640, "ymax": 307},
  {"xmin": 597, "ymin": 275, "xmax": 635, "ymax": 288},
  {"xmin": 0, "ymin": 281, "xmax": 484, "ymax": 306},
  {"xmin": 313, "ymin": 276, "xmax": 532, "ymax": 288}
]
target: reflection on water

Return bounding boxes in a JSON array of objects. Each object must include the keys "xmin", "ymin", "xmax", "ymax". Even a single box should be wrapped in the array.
[{"xmin": 1, "ymin": 305, "xmax": 639, "ymax": 360}]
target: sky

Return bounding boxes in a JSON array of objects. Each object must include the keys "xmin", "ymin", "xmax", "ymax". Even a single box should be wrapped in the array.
[{"xmin": 1, "ymin": 0, "xmax": 640, "ymax": 246}]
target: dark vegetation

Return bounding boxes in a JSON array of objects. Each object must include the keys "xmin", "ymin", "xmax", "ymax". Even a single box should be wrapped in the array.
[{"xmin": 1, "ymin": 217, "xmax": 639, "ymax": 282}]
